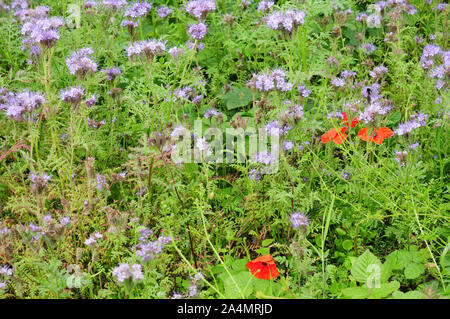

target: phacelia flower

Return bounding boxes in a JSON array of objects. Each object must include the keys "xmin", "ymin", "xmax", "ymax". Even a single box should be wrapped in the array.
[{"xmin": 290, "ymin": 211, "xmax": 310, "ymax": 229}]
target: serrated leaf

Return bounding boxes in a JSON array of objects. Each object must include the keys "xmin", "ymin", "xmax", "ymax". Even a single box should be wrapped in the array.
[
  {"xmin": 342, "ymin": 286, "xmax": 369, "ymax": 299},
  {"xmin": 261, "ymin": 239, "xmax": 274, "ymax": 247},
  {"xmin": 392, "ymin": 291, "xmax": 425, "ymax": 299},
  {"xmin": 369, "ymin": 281, "xmax": 400, "ymax": 299},
  {"xmin": 351, "ymin": 250, "xmax": 382, "ymax": 283}
]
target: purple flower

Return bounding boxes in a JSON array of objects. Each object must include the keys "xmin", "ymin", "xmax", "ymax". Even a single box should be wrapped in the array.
[
  {"xmin": 126, "ymin": 39, "xmax": 166, "ymax": 61},
  {"xmin": 369, "ymin": 65, "xmax": 389, "ymax": 79},
  {"xmin": 60, "ymin": 86, "xmax": 85, "ymax": 107},
  {"xmin": 157, "ymin": 6, "xmax": 172, "ymax": 18},
  {"xmin": 124, "ymin": 1, "xmax": 152, "ymax": 19},
  {"xmin": 102, "ymin": 0, "xmax": 128, "ymax": 11},
  {"xmin": 112, "ymin": 263, "xmax": 143, "ymax": 283},
  {"xmin": 331, "ymin": 77, "xmax": 345, "ymax": 87},
  {"xmin": 188, "ymin": 23, "xmax": 207, "ymax": 40},
  {"xmin": 66, "ymin": 47, "xmax": 97, "ymax": 77},
  {"xmin": 290, "ymin": 212, "xmax": 309, "ymax": 229},
  {"xmin": 362, "ymin": 43, "xmax": 376, "ymax": 54},
  {"xmin": 3, "ymin": 90, "xmax": 45, "ymax": 121},
  {"xmin": 283, "ymin": 141, "xmax": 294, "ymax": 151},
  {"xmin": 249, "ymin": 169, "xmax": 261, "ymax": 181},
  {"xmin": 185, "ymin": 0, "xmax": 216, "ymax": 20},
  {"xmin": 96, "ymin": 174, "xmax": 108, "ymax": 191},
  {"xmin": 297, "ymin": 84, "xmax": 311, "ymax": 97},
  {"xmin": 257, "ymin": 1, "xmax": 274, "ymax": 13},
  {"xmin": 85, "ymin": 94, "xmax": 98, "ymax": 107},
  {"xmin": 168, "ymin": 47, "xmax": 185, "ymax": 61},
  {"xmin": 266, "ymin": 9, "xmax": 305, "ymax": 33}
]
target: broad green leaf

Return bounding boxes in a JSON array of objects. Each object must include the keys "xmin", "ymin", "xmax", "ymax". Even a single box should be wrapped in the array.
[
  {"xmin": 404, "ymin": 263, "xmax": 425, "ymax": 279},
  {"xmin": 342, "ymin": 239, "xmax": 353, "ymax": 251},
  {"xmin": 369, "ymin": 281, "xmax": 400, "ymax": 299},
  {"xmin": 221, "ymin": 87, "xmax": 253, "ymax": 110},
  {"xmin": 342, "ymin": 287, "xmax": 369, "ymax": 299},
  {"xmin": 262, "ymin": 239, "xmax": 274, "ymax": 247},
  {"xmin": 392, "ymin": 291, "xmax": 425, "ymax": 299},
  {"xmin": 351, "ymin": 250, "xmax": 382, "ymax": 283}
]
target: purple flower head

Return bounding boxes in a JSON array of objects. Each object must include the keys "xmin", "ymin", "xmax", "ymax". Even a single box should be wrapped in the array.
[
  {"xmin": 102, "ymin": 67, "xmax": 121, "ymax": 81},
  {"xmin": 3, "ymin": 90, "xmax": 45, "ymax": 121},
  {"xmin": 185, "ymin": 0, "xmax": 216, "ymax": 20},
  {"xmin": 297, "ymin": 84, "xmax": 311, "ymax": 97},
  {"xmin": 168, "ymin": 47, "xmax": 185, "ymax": 61},
  {"xmin": 126, "ymin": 39, "xmax": 166, "ymax": 61},
  {"xmin": 60, "ymin": 86, "xmax": 85, "ymax": 107},
  {"xmin": 283, "ymin": 141, "xmax": 294, "ymax": 151},
  {"xmin": 266, "ymin": 9, "xmax": 305, "ymax": 33},
  {"xmin": 102, "ymin": 0, "xmax": 128, "ymax": 11},
  {"xmin": 331, "ymin": 77, "xmax": 345, "ymax": 87},
  {"xmin": 157, "ymin": 6, "xmax": 172, "ymax": 18},
  {"xmin": 188, "ymin": 23, "xmax": 207, "ymax": 40},
  {"xmin": 290, "ymin": 212, "xmax": 310, "ymax": 229},
  {"xmin": 96, "ymin": 174, "xmax": 108, "ymax": 191},
  {"xmin": 369, "ymin": 65, "xmax": 389, "ymax": 79},
  {"xmin": 257, "ymin": 1, "xmax": 274, "ymax": 13},
  {"xmin": 85, "ymin": 94, "xmax": 98, "ymax": 108},
  {"xmin": 362, "ymin": 43, "xmax": 376, "ymax": 54},
  {"xmin": 124, "ymin": 1, "xmax": 152, "ymax": 19},
  {"xmin": 112, "ymin": 263, "xmax": 143, "ymax": 283},
  {"xmin": 249, "ymin": 169, "xmax": 261, "ymax": 181},
  {"xmin": 66, "ymin": 47, "xmax": 97, "ymax": 77}
]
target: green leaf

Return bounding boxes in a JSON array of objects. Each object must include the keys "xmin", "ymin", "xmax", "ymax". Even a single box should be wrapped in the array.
[
  {"xmin": 255, "ymin": 247, "xmax": 270, "ymax": 255},
  {"xmin": 342, "ymin": 287, "xmax": 369, "ymax": 299},
  {"xmin": 392, "ymin": 291, "xmax": 425, "ymax": 299},
  {"xmin": 404, "ymin": 263, "xmax": 425, "ymax": 279},
  {"xmin": 342, "ymin": 240, "xmax": 353, "ymax": 251},
  {"xmin": 351, "ymin": 250, "xmax": 382, "ymax": 283},
  {"xmin": 221, "ymin": 86, "xmax": 253, "ymax": 110},
  {"xmin": 369, "ymin": 281, "xmax": 400, "ymax": 299},
  {"xmin": 261, "ymin": 239, "xmax": 274, "ymax": 247}
]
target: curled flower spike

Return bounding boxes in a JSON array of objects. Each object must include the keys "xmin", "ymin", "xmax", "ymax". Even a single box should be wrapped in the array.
[
  {"xmin": 357, "ymin": 127, "xmax": 393, "ymax": 145},
  {"xmin": 246, "ymin": 255, "xmax": 279, "ymax": 280}
]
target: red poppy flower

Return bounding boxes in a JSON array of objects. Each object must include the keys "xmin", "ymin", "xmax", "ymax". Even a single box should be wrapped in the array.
[
  {"xmin": 357, "ymin": 127, "xmax": 393, "ymax": 145},
  {"xmin": 342, "ymin": 112, "xmax": 360, "ymax": 128},
  {"xmin": 321, "ymin": 127, "xmax": 348, "ymax": 144},
  {"xmin": 246, "ymin": 254, "xmax": 279, "ymax": 280}
]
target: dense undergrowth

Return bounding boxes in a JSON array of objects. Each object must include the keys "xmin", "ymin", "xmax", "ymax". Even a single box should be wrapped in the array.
[{"xmin": 0, "ymin": 0, "xmax": 449, "ymax": 299}]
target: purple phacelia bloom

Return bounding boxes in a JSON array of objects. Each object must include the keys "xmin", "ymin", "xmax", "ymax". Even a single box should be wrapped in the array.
[
  {"xmin": 112, "ymin": 263, "xmax": 143, "ymax": 283},
  {"xmin": 255, "ymin": 73, "xmax": 275, "ymax": 92},
  {"xmin": 168, "ymin": 47, "xmax": 185, "ymax": 61},
  {"xmin": 283, "ymin": 141, "xmax": 294, "ymax": 151},
  {"xmin": 369, "ymin": 65, "xmax": 389, "ymax": 79},
  {"xmin": 66, "ymin": 47, "xmax": 97, "ymax": 77},
  {"xmin": 126, "ymin": 39, "xmax": 166, "ymax": 61},
  {"xmin": 341, "ymin": 70, "xmax": 357, "ymax": 79},
  {"xmin": 362, "ymin": 43, "xmax": 376, "ymax": 54},
  {"xmin": 102, "ymin": 0, "xmax": 128, "ymax": 11},
  {"xmin": 157, "ymin": 5, "xmax": 172, "ymax": 18},
  {"xmin": 85, "ymin": 94, "xmax": 98, "ymax": 108},
  {"xmin": 96, "ymin": 174, "xmax": 108, "ymax": 191},
  {"xmin": 136, "ymin": 232, "xmax": 172, "ymax": 262},
  {"xmin": 266, "ymin": 9, "xmax": 305, "ymax": 33},
  {"xmin": 297, "ymin": 84, "xmax": 311, "ymax": 97},
  {"xmin": 185, "ymin": 0, "xmax": 216, "ymax": 20},
  {"xmin": 204, "ymin": 107, "xmax": 221, "ymax": 119},
  {"xmin": 409, "ymin": 142, "xmax": 420, "ymax": 150},
  {"xmin": 394, "ymin": 150, "xmax": 408, "ymax": 167},
  {"xmin": 342, "ymin": 171, "xmax": 350, "ymax": 180},
  {"xmin": 290, "ymin": 212, "xmax": 310, "ymax": 229},
  {"xmin": 188, "ymin": 23, "xmax": 207, "ymax": 40},
  {"xmin": 249, "ymin": 169, "xmax": 261, "ymax": 181},
  {"xmin": 255, "ymin": 150, "xmax": 277, "ymax": 165},
  {"xmin": 124, "ymin": 1, "xmax": 152, "ymax": 19},
  {"xmin": 60, "ymin": 86, "xmax": 85, "ymax": 107},
  {"xmin": 331, "ymin": 77, "xmax": 345, "ymax": 87},
  {"xmin": 257, "ymin": 1, "xmax": 274, "ymax": 13},
  {"xmin": 358, "ymin": 102, "xmax": 390, "ymax": 124},
  {"xmin": 3, "ymin": 90, "xmax": 45, "ymax": 121}
]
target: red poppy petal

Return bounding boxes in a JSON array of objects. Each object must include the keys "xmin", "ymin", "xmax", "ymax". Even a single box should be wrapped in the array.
[
  {"xmin": 321, "ymin": 128, "xmax": 338, "ymax": 143},
  {"xmin": 357, "ymin": 128, "xmax": 369, "ymax": 141},
  {"xmin": 333, "ymin": 128, "xmax": 348, "ymax": 144},
  {"xmin": 376, "ymin": 127, "xmax": 393, "ymax": 139},
  {"xmin": 246, "ymin": 255, "xmax": 279, "ymax": 280},
  {"xmin": 351, "ymin": 118, "xmax": 360, "ymax": 128},
  {"xmin": 342, "ymin": 112, "xmax": 349, "ymax": 126}
]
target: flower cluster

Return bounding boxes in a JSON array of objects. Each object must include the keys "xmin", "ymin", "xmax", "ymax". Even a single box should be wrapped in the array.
[
  {"xmin": 249, "ymin": 69, "xmax": 294, "ymax": 92},
  {"xmin": 121, "ymin": 1, "xmax": 152, "ymax": 31},
  {"xmin": 157, "ymin": 5, "xmax": 172, "ymax": 18},
  {"xmin": 30, "ymin": 172, "xmax": 52, "ymax": 194},
  {"xmin": 112, "ymin": 263, "xmax": 143, "ymax": 283},
  {"xmin": 185, "ymin": 0, "xmax": 216, "ymax": 20},
  {"xmin": 66, "ymin": 47, "xmax": 97, "ymax": 77},
  {"xmin": 188, "ymin": 22, "xmax": 207, "ymax": 40},
  {"xmin": 134, "ymin": 227, "xmax": 172, "ymax": 262},
  {"xmin": 21, "ymin": 16, "xmax": 64, "ymax": 49},
  {"xmin": 290, "ymin": 212, "xmax": 310, "ymax": 229},
  {"xmin": 0, "ymin": 264, "xmax": 13, "ymax": 290},
  {"xmin": 257, "ymin": 1, "xmax": 274, "ymax": 13},
  {"xmin": 265, "ymin": 9, "xmax": 305, "ymax": 34},
  {"xmin": 0, "ymin": 89, "xmax": 45, "ymax": 121},
  {"xmin": 85, "ymin": 232, "xmax": 102, "ymax": 247},
  {"xmin": 394, "ymin": 112, "xmax": 428, "ymax": 136},
  {"xmin": 60, "ymin": 86, "xmax": 85, "ymax": 108},
  {"xmin": 126, "ymin": 39, "xmax": 166, "ymax": 61}
]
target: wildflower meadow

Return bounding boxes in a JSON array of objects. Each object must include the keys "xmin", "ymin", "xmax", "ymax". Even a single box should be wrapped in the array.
[{"xmin": 0, "ymin": 0, "xmax": 448, "ymax": 300}]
